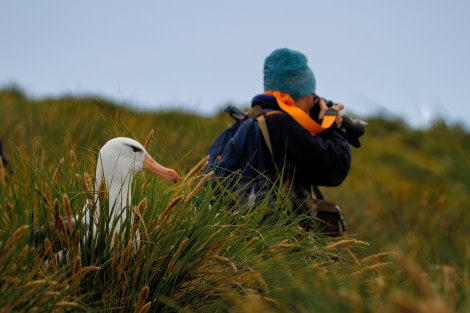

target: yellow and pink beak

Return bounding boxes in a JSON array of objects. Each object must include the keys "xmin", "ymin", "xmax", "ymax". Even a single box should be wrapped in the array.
[{"xmin": 143, "ymin": 153, "xmax": 179, "ymax": 183}]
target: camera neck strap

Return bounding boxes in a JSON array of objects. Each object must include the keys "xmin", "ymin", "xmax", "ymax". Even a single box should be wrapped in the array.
[{"xmin": 264, "ymin": 91, "xmax": 337, "ymax": 135}]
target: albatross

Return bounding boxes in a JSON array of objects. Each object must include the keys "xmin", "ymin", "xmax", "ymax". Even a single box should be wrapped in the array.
[
  {"xmin": 34, "ymin": 137, "xmax": 178, "ymax": 251},
  {"xmin": 84, "ymin": 137, "xmax": 178, "ymax": 244}
]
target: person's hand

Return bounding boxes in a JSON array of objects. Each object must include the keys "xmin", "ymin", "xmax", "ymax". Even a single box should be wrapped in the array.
[{"xmin": 318, "ymin": 99, "xmax": 344, "ymax": 128}]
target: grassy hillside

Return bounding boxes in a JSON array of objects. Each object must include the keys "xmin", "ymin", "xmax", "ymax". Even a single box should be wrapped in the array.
[{"xmin": 1, "ymin": 87, "xmax": 469, "ymax": 312}]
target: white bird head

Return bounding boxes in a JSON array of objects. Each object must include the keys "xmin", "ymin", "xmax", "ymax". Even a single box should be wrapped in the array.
[{"xmin": 96, "ymin": 137, "xmax": 178, "ymax": 187}]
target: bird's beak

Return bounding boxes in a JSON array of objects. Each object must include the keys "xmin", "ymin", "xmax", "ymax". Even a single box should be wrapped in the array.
[{"xmin": 143, "ymin": 153, "xmax": 179, "ymax": 183}]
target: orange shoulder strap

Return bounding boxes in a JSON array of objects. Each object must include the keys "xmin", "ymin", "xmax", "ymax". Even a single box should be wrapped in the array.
[{"xmin": 264, "ymin": 91, "xmax": 337, "ymax": 135}]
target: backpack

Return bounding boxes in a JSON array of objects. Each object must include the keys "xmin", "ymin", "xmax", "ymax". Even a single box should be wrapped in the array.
[{"xmin": 206, "ymin": 105, "xmax": 275, "ymax": 205}]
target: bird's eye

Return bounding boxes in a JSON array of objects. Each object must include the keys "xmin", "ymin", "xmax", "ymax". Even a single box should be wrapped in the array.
[
  {"xmin": 131, "ymin": 146, "xmax": 142, "ymax": 153},
  {"xmin": 124, "ymin": 143, "xmax": 143, "ymax": 153}
]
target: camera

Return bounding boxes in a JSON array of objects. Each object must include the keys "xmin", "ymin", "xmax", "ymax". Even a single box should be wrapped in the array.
[{"xmin": 311, "ymin": 98, "xmax": 366, "ymax": 148}]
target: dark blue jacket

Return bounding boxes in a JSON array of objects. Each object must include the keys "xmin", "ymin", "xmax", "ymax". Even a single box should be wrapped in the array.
[{"xmin": 252, "ymin": 94, "xmax": 351, "ymax": 187}]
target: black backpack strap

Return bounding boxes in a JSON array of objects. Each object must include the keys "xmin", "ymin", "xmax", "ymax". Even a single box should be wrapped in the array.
[
  {"xmin": 225, "ymin": 105, "xmax": 248, "ymax": 121},
  {"xmin": 311, "ymin": 185, "xmax": 324, "ymax": 200}
]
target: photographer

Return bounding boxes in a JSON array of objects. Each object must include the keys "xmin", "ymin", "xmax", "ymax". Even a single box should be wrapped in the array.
[
  {"xmin": 252, "ymin": 48, "xmax": 354, "ymax": 234},
  {"xmin": 255, "ymin": 48, "xmax": 351, "ymax": 187}
]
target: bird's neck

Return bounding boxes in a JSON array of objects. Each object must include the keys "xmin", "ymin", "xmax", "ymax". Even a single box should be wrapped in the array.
[
  {"xmin": 106, "ymin": 176, "xmax": 133, "ymax": 214},
  {"xmin": 94, "ymin": 167, "xmax": 135, "ymax": 235}
]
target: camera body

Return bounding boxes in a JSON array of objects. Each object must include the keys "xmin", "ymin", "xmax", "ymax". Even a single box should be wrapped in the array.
[{"xmin": 310, "ymin": 98, "xmax": 365, "ymax": 148}]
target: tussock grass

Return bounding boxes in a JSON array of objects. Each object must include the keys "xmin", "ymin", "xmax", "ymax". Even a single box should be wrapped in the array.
[{"xmin": 1, "ymin": 88, "xmax": 469, "ymax": 312}]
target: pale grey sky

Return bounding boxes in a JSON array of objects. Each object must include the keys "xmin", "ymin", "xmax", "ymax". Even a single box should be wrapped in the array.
[{"xmin": 2, "ymin": 1, "xmax": 469, "ymax": 128}]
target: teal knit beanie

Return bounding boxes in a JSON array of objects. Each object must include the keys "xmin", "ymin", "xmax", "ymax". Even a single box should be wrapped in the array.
[{"xmin": 263, "ymin": 48, "xmax": 316, "ymax": 100}]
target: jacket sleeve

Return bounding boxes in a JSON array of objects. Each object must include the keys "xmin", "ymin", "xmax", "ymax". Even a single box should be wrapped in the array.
[{"xmin": 267, "ymin": 113, "xmax": 352, "ymax": 187}]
